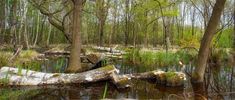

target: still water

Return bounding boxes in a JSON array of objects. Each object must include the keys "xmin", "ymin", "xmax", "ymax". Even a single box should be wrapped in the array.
[{"xmin": 0, "ymin": 57, "xmax": 235, "ymax": 100}]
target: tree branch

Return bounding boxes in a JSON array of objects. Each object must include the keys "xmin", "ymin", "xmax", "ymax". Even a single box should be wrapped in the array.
[{"xmin": 28, "ymin": 0, "xmax": 72, "ymax": 43}]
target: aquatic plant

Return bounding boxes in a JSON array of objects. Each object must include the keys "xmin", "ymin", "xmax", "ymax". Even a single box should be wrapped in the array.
[
  {"xmin": 0, "ymin": 89, "xmax": 41, "ymax": 100},
  {"xmin": 124, "ymin": 48, "xmax": 197, "ymax": 70},
  {"xmin": 101, "ymin": 59, "xmax": 108, "ymax": 67},
  {"xmin": 15, "ymin": 61, "xmax": 42, "ymax": 72},
  {"xmin": 124, "ymin": 48, "xmax": 141, "ymax": 64},
  {"xmin": 0, "ymin": 73, "xmax": 9, "ymax": 86},
  {"xmin": 102, "ymin": 82, "xmax": 108, "ymax": 99},
  {"xmin": 55, "ymin": 58, "xmax": 66, "ymax": 72}
]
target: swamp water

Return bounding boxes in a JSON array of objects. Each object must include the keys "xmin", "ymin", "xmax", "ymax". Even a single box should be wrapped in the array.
[{"xmin": 0, "ymin": 57, "xmax": 235, "ymax": 100}]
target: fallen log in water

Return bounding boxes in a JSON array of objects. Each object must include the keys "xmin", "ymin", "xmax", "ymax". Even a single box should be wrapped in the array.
[
  {"xmin": 0, "ymin": 65, "xmax": 117, "ymax": 86},
  {"xmin": 92, "ymin": 46, "xmax": 126, "ymax": 55},
  {"xmin": 0, "ymin": 66, "xmax": 186, "ymax": 87}
]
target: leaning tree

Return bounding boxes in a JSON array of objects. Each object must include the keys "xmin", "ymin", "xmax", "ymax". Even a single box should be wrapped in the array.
[{"xmin": 193, "ymin": 0, "xmax": 226, "ymax": 82}]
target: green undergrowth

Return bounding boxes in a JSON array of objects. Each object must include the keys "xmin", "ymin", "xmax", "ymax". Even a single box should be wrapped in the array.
[
  {"xmin": 214, "ymin": 28, "xmax": 233, "ymax": 48},
  {"xmin": 0, "ymin": 52, "xmax": 12, "ymax": 67},
  {"xmin": 19, "ymin": 50, "xmax": 39, "ymax": 59},
  {"xmin": 124, "ymin": 48, "xmax": 198, "ymax": 69},
  {"xmin": 0, "ymin": 77, "xmax": 9, "ymax": 86},
  {"xmin": 165, "ymin": 71, "xmax": 177, "ymax": 78},
  {"xmin": 0, "ymin": 89, "xmax": 41, "ymax": 100},
  {"xmin": 0, "ymin": 50, "xmax": 41, "ymax": 70}
]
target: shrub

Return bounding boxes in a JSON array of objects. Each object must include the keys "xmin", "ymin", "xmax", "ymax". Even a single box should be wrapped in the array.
[{"xmin": 0, "ymin": 52, "xmax": 11, "ymax": 68}]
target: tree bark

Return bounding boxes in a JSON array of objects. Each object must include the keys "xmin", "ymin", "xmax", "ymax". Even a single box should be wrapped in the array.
[
  {"xmin": 33, "ymin": 12, "xmax": 40, "ymax": 47},
  {"xmin": 233, "ymin": 1, "xmax": 235, "ymax": 48},
  {"xmin": 191, "ymin": 8, "xmax": 196, "ymax": 36},
  {"xmin": 0, "ymin": 66, "xmax": 186, "ymax": 87},
  {"xmin": 10, "ymin": 0, "xmax": 17, "ymax": 48},
  {"xmin": 96, "ymin": 0, "xmax": 110, "ymax": 47},
  {"xmin": 143, "ymin": 11, "xmax": 148, "ymax": 48},
  {"xmin": 99, "ymin": 19, "xmax": 105, "ymax": 46},
  {"xmin": 0, "ymin": 1, "xmax": 5, "ymax": 40},
  {"xmin": 124, "ymin": 0, "xmax": 130, "ymax": 46},
  {"xmin": 192, "ymin": 0, "xmax": 226, "ymax": 83},
  {"xmin": 66, "ymin": 0, "xmax": 85, "ymax": 73},
  {"xmin": 0, "ymin": 65, "xmax": 116, "ymax": 85}
]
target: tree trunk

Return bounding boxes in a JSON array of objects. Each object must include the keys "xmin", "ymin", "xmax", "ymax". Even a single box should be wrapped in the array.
[
  {"xmin": 233, "ymin": 1, "xmax": 235, "ymax": 48},
  {"xmin": 0, "ymin": 66, "xmax": 186, "ymax": 87},
  {"xmin": 22, "ymin": 0, "xmax": 29, "ymax": 49},
  {"xmin": 96, "ymin": 0, "xmax": 110, "ymax": 46},
  {"xmin": 46, "ymin": 24, "xmax": 52, "ymax": 46},
  {"xmin": 124, "ymin": 0, "xmax": 130, "ymax": 46},
  {"xmin": 192, "ymin": 0, "xmax": 226, "ymax": 83},
  {"xmin": 144, "ymin": 11, "xmax": 148, "ymax": 48},
  {"xmin": 66, "ymin": 0, "xmax": 84, "ymax": 73},
  {"xmin": 33, "ymin": 12, "xmax": 40, "ymax": 47},
  {"xmin": 0, "ymin": 1, "xmax": 5, "ymax": 41},
  {"xmin": 191, "ymin": 8, "xmax": 196, "ymax": 36},
  {"xmin": 99, "ymin": 20, "xmax": 105, "ymax": 46},
  {"xmin": 10, "ymin": 0, "xmax": 17, "ymax": 48},
  {"xmin": 203, "ymin": 0, "xmax": 210, "ymax": 29}
]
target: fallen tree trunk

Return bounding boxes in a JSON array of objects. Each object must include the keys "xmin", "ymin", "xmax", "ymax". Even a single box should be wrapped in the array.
[
  {"xmin": 92, "ymin": 46, "xmax": 126, "ymax": 54},
  {"xmin": 0, "ymin": 65, "xmax": 116, "ymax": 85},
  {"xmin": 0, "ymin": 66, "xmax": 186, "ymax": 87}
]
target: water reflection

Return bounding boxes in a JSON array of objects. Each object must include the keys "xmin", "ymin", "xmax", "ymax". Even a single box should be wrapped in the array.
[
  {"xmin": 0, "ymin": 80, "xmax": 186, "ymax": 100},
  {"xmin": 0, "ymin": 58, "xmax": 235, "ymax": 99}
]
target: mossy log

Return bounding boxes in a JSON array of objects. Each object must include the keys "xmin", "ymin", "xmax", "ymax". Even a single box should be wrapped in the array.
[
  {"xmin": 0, "ymin": 66, "xmax": 186, "ymax": 87},
  {"xmin": 126, "ymin": 71, "xmax": 186, "ymax": 86}
]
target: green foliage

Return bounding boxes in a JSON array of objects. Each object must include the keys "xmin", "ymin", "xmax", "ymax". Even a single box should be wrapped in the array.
[
  {"xmin": 165, "ymin": 71, "xmax": 177, "ymax": 79},
  {"xmin": 102, "ymin": 82, "xmax": 108, "ymax": 99},
  {"xmin": 162, "ymin": 10, "xmax": 179, "ymax": 17},
  {"xmin": 214, "ymin": 28, "xmax": 233, "ymax": 48},
  {"xmin": 0, "ymin": 50, "xmax": 42, "ymax": 71},
  {"xmin": 178, "ymin": 36, "xmax": 200, "ymax": 49},
  {"xmin": 124, "ymin": 48, "xmax": 141, "ymax": 64},
  {"xmin": 19, "ymin": 50, "xmax": 39, "ymax": 59},
  {"xmin": 22, "ymin": 61, "xmax": 41, "ymax": 71},
  {"xmin": 55, "ymin": 58, "xmax": 66, "ymax": 72},
  {"xmin": 17, "ymin": 66, "xmax": 22, "ymax": 76},
  {"xmin": 0, "ymin": 75, "xmax": 9, "ymax": 86},
  {"xmin": 0, "ymin": 52, "xmax": 11, "ymax": 68},
  {"xmin": 0, "ymin": 89, "xmax": 41, "ymax": 100},
  {"xmin": 101, "ymin": 59, "xmax": 108, "ymax": 67},
  {"xmin": 125, "ymin": 48, "xmax": 197, "ymax": 69},
  {"xmin": 176, "ymin": 48, "xmax": 198, "ymax": 64}
]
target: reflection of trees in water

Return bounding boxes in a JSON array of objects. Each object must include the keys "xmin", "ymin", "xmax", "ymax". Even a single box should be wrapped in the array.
[
  {"xmin": 191, "ymin": 57, "xmax": 235, "ymax": 100},
  {"xmin": 1, "ymin": 63, "xmax": 234, "ymax": 100}
]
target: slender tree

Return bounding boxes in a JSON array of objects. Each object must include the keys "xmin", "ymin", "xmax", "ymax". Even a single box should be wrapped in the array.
[
  {"xmin": 0, "ymin": 1, "xmax": 5, "ymax": 39},
  {"xmin": 10, "ymin": 0, "xmax": 18, "ymax": 49},
  {"xmin": 233, "ymin": 1, "xmax": 235, "ymax": 48},
  {"xmin": 96, "ymin": 0, "xmax": 110, "ymax": 46},
  {"xmin": 193, "ymin": 0, "xmax": 227, "ymax": 82}
]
